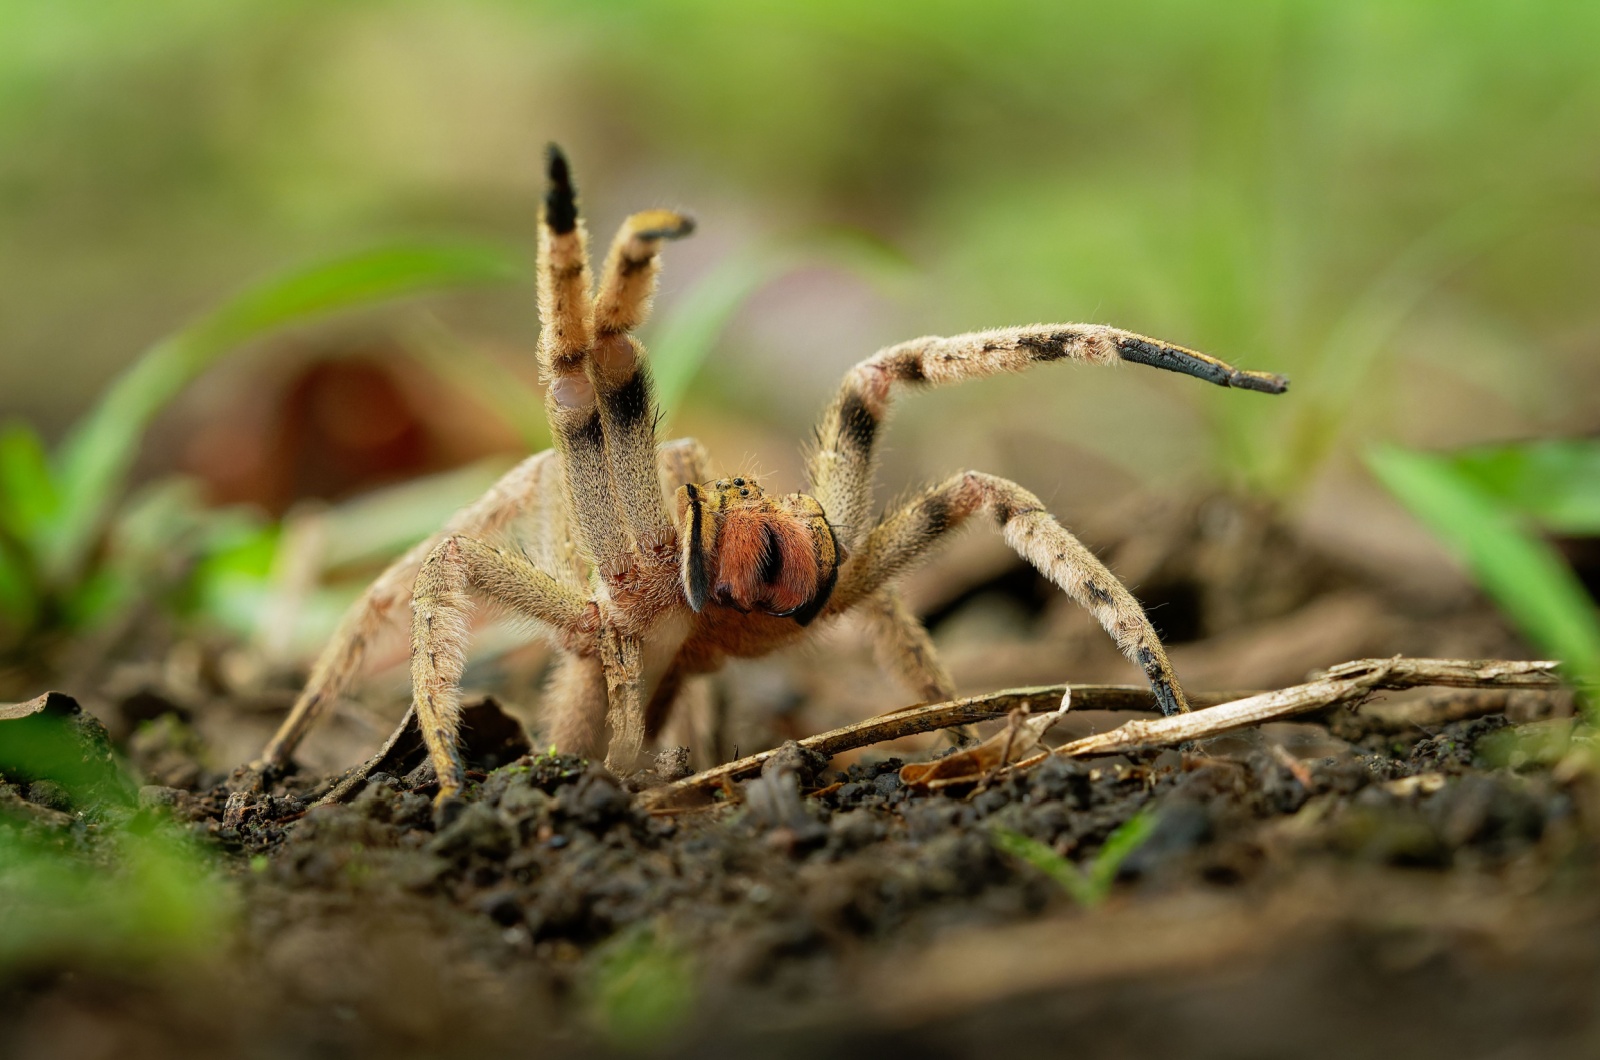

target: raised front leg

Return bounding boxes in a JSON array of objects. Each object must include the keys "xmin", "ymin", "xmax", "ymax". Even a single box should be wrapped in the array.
[{"xmin": 536, "ymin": 148, "xmax": 692, "ymax": 628}]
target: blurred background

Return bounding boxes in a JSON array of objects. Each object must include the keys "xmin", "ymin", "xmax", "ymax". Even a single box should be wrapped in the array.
[{"xmin": 2, "ymin": 0, "xmax": 1597, "ymax": 767}]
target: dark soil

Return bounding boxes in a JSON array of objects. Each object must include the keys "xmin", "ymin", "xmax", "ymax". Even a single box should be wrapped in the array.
[{"xmin": 4, "ymin": 497, "xmax": 1599, "ymax": 1060}]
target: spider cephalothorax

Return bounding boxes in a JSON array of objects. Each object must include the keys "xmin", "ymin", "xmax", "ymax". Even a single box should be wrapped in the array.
[
  {"xmin": 254, "ymin": 145, "xmax": 1288, "ymax": 803},
  {"xmin": 677, "ymin": 478, "xmax": 840, "ymax": 625}
]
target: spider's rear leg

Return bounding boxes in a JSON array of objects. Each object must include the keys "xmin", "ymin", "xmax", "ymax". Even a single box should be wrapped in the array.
[
  {"xmin": 832, "ymin": 471, "xmax": 1189, "ymax": 717},
  {"xmin": 410, "ymin": 534, "xmax": 596, "ymax": 802}
]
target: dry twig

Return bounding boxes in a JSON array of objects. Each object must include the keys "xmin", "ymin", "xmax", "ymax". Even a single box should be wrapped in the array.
[
  {"xmin": 641, "ymin": 658, "xmax": 1562, "ymax": 810},
  {"xmin": 1001, "ymin": 657, "xmax": 1561, "ymax": 775}
]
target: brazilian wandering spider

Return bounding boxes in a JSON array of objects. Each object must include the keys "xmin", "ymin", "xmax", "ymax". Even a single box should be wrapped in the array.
[{"xmin": 254, "ymin": 145, "xmax": 1288, "ymax": 805}]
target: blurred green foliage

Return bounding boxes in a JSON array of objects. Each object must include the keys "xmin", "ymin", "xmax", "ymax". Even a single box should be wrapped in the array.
[
  {"xmin": 1, "ymin": 700, "xmax": 231, "ymax": 973},
  {"xmin": 0, "ymin": 244, "xmax": 522, "ymax": 659},
  {"xmin": 992, "ymin": 808, "xmax": 1156, "ymax": 908},
  {"xmin": 5, "ymin": 0, "xmax": 1595, "ymax": 494},
  {"xmin": 1371, "ymin": 441, "xmax": 1600, "ymax": 705},
  {"xmin": 0, "ymin": 824, "xmax": 232, "ymax": 972},
  {"xmin": 584, "ymin": 924, "xmax": 696, "ymax": 1047},
  {"xmin": 1, "ymin": 2, "xmax": 1597, "ymax": 678}
]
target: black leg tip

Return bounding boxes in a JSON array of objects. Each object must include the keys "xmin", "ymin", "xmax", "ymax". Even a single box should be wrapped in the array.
[
  {"xmin": 1229, "ymin": 370, "xmax": 1290, "ymax": 395},
  {"xmin": 544, "ymin": 143, "xmax": 577, "ymax": 234},
  {"xmin": 1116, "ymin": 336, "xmax": 1289, "ymax": 396},
  {"xmin": 637, "ymin": 215, "xmax": 696, "ymax": 241},
  {"xmin": 545, "ymin": 142, "xmax": 570, "ymax": 186}
]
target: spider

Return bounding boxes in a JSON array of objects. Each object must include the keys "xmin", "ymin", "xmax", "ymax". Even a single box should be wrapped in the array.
[{"xmin": 254, "ymin": 146, "xmax": 1288, "ymax": 804}]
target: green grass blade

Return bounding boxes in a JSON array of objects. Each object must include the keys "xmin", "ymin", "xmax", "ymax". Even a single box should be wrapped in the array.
[
  {"xmin": 991, "ymin": 827, "xmax": 1099, "ymax": 907},
  {"xmin": 1447, "ymin": 439, "xmax": 1600, "ymax": 535},
  {"xmin": 0, "ymin": 540, "xmax": 34, "ymax": 630},
  {"xmin": 312, "ymin": 458, "xmax": 514, "ymax": 572},
  {"xmin": 1086, "ymin": 809, "xmax": 1158, "ymax": 893},
  {"xmin": 0, "ymin": 424, "xmax": 55, "ymax": 628},
  {"xmin": 1368, "ymin": 444, "xmax": 1600, "ymax": 701},
  {"xmin": 44, "ymin": 242, "xmax": 526, "ymax": 582},
  {"xmin": 0, "ymin": 423, "xmax": 59, "ymax": 542},
  {"xmin": 404, "ymin": 320, "xmax": 549, "ymax": 450},
  {"xmin": 1272, "ymin": 207, "xmax": 1511, "ymax": 494}
]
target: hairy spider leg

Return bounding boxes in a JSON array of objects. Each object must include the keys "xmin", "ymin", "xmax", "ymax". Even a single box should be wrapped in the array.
[
  {"xmin": 255, "ymin": 435, "xmax": 708, "ymax": 772},
  {"xmin": 805, "ymin": 323, "xmax": 1288, "ymax": 553},
  {"xmin": 538, "ymin": 148, "xmax": 692, "ymax": 613},
  {"xmin": 639, "ymin": 437, "xmax": 713, "ymax": 742},
  {"xmin": 533, "ymin": 148, "xmax": 699, "ymax": 771},
  {"xmin": 409, "ymin": 536, "xmax": 596, "ymax": 798},
  {"xmin": 538, "ymin": 437, "xmax": 713, "ymax": 765},
  {"xmin": 595, "ymin": 208, "xmax": 696, "ymax": 336},
  {"xmin": 408, "ymin": 435, "xmax": 714, "ymax": 791},
  {"xmin": 857, "ymin": 589, "xmax": 958, "ymax": 704},
  {"xmin": 587, "ymin": 208, "xmax": 695, "ymax": 585},
  {"xmin": 255, "ymin": 450, "xmax": 570, "ymax": 769},
  {"xmin": 831, "ymin": 471, "xmax": 1189, "ymax": 717},
  {"xmin": 537, "ymin": 145, "xmax": 633, "ymax": 578}
]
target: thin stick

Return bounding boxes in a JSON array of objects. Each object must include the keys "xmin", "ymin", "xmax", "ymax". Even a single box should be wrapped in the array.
[
  {"xmin": 641, "ymin": 658, "xmax": 1563, "ymax": 809},
  {"xmin": 640, "ymin": 683, "xmax": 1251, "ymax": 810},
  {"xmin": 1003, "ymin": 657, "xmax": 1561, "ymax": 775}
]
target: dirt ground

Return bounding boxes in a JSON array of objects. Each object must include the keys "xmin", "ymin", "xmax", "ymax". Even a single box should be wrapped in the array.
[{"xmin": 4, "ymin": 494, "xmax": 1599, "ymax": 1060}]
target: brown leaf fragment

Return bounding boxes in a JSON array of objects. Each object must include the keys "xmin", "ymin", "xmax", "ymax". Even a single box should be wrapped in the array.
[{"xmin": 901, "ymin": 691, "xmax": 1070, "ymax": 790}]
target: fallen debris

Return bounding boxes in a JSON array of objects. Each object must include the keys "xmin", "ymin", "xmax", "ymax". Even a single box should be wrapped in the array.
[{"xmin": 644, "ymin": 658, "xmax": 1565, "ymax": 809}]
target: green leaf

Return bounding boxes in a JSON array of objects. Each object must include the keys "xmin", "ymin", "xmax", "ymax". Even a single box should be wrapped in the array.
[
  {"xmin": 0, "ymin": 541, "xmax": 32, "ymax": 630},
  {"xmin": 1447, "ymin": 439, "xmax": 1600, "ymax": 535},
  {"xmin": 1368, "ymin": 444, "xmax": 1600, "ymax": 701},
  {"xmin": 0, "ymin": 827, "xmax": 232, "ymax": 969},
  {"xmin": 44, "ymin": 241, "xmax": 527, "ymax": 583},
  {"xmin": 0, "ymin": 422, "xmax": 59, "ymax": 544},
  {"xmin": 1086, "ymin": 809, "xmax": 1159, "ymax": 893}
]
